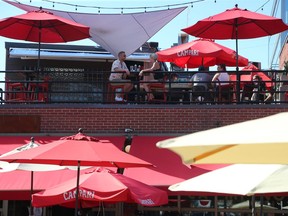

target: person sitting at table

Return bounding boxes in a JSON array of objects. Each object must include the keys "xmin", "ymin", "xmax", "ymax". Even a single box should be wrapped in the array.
[
  {"xmin": 250, "ymin": 75, "xmax": 266, "ymax": 103},
  {"xmin": 139, "ymin": 53, "xmax": 161, "ymax": 101},
  {"xmin": 189, "ymin": 65, "xmax": 212, "ymax": 102},
  {"xmin": 211, "ymin": 64, "xmax": 231, "ymax": 102},
  {"xmin": 109, "ymin": 51, "xmax": 134, "ymax": 102}
]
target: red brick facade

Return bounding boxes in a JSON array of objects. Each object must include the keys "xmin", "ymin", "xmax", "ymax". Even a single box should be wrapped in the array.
[{"xmin": 0, "ymin": 105, "xmax": 287, "ymax": 134}]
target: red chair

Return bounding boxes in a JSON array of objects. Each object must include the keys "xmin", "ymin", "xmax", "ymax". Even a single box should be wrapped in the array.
[
  {"xmin": 5, "ymin": 79, "xmax": 27, "ymax": 101},
  {"xmin": 215, "ymin": 79, "xmax": 233, "ymax": 103},
  {"xmin": 106, "ymin": 83, "xmax": 126, "ymax": 102},
  {"xmin": 147, "ymin": 82, "xmax": 167, "ymax": 102}
]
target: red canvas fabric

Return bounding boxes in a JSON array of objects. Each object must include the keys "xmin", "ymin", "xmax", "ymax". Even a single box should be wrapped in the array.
[
  {"xmin": 182, "ymin": 5, "xmax": 288, "ymax": 40},
  {"xmin": 32, "ymin": 168, "xmax": 168, "ymax": 208},
  {"xmin": 124, "ymin": 136, "xmax": 227, "ymax": 193},
  {"xmin": 0, "ymin": 9, "xmax": 90, "ymax": 43},
  {"xmin": 157, "ymin": 38, "xmax": 248, "ymax": 68}
]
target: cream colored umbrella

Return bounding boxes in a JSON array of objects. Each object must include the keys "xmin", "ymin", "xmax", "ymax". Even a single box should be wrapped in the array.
[
  {"xmin": 169, "ymin": 164, "xmax": 288, "ymax": 196},
  {"xmin": 156, "ymin": 112, "xmax": 288, "ymax": 164}
]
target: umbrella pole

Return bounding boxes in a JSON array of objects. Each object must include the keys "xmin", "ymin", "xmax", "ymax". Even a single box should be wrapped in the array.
[
  {"xmin": 251, "ymin": 195, "xmax": 255, "ymax": 216},
  {"xmin": 260, "ymin": 196, "xmax": 263, "ymax": 216},
  {"xmin": 30, "ymin": 171, "xmax": 34, "ymax": 216},
  {"xmin": 235, "ymin": 20, "xmax": 241, "ymax": 103},
  {"xmin": 36, "ymin": 26, "xmax": 42, "ymax": 101},
  {"xmin": 75, "ymin": 161, "xmax": 80, "ymax": 216}
]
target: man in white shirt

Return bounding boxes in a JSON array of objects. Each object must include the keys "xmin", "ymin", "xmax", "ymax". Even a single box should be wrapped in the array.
[{"xmin": 109, "ymin": 51, "xmax": 133, "ymax": 101}]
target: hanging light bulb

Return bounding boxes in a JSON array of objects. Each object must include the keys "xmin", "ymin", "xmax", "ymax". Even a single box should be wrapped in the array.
[
  {"xmin": 75, "ymin": 5, "xmax": 77, "ymax": 11},
  {"xmin": 52, "ymin": 2, "xmax": 54, "ymax": 7},
  {"xmin": 98, "ymin": 7, "xmax": 100, "ymax": 14}
]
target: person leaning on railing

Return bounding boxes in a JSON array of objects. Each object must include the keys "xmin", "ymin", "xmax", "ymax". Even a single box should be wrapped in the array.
[{"xmin": 109, "ymin": 51, "xmax": 134, "ymax": 102}]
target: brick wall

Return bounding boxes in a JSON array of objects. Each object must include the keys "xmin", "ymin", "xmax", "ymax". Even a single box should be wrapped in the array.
[{"xmin": 0, "ymin": 104, "xmax": 287, "ymax": 134}]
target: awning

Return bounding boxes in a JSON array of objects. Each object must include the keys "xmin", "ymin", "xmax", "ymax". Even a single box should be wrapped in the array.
[
  {"xmin": 9, "ymin": 48, "xmax": 151, "ymax": 62},
  {"xmin": 124, "ymin": 136, "xmax": 227, "ymax": 193}
]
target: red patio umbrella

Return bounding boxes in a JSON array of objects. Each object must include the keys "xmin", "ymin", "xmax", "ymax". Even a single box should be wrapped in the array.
[
  {"xmin": 230, "ymin": 64, "xmax": 273, "ymax": 89},
  {"xmin": 0, "ymin": 8, "xmax": 90, "ymax": 71},
  {"xmin": 32, "ymin": 167, "xmax": 168, "ymax": 208},
  {"xmin": 157, "ymin": 38, "xmax": 248, "ymax": 68},
  {"xmin": 0, "ymin": 131, "xmax": 152, "ymax": 216},
  {"xmin": 181, "ymin": 4, "xmax": 288, "ymax": 101}
]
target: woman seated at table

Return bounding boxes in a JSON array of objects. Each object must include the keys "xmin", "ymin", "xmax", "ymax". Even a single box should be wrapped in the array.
[
  {"xmin": 211, "ymin": 64, "xmax": 231, "ymax": 102},
  {"xmin": 139, "ymin": 53, "xmax": 161, "ymax": 101},
  {"xmin": 250, "ymin": 75, "xmax": 266, "ymax": 103}
]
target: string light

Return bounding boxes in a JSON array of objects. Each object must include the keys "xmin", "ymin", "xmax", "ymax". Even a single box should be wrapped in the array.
[
  {"xmin": 22, "ymin": 0, "xmax": 270, "ymax": 15},
  {"xmin": 37, "ymin": 0, "xmax": 205, "ymax": 13},
  {"xmin": 52, "ymin": 2, "xmax": 54, "ymax": 7}
]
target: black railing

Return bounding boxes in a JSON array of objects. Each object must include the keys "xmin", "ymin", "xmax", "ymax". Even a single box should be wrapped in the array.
[{"xmin": 1, "ymin": 69, "xmax": 288, "ymax": 105}]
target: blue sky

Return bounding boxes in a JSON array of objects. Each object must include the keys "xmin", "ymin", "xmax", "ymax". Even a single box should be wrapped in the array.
[{"xmin": 0, "ymin": 0, "xmax": 280, "ymax": 74}]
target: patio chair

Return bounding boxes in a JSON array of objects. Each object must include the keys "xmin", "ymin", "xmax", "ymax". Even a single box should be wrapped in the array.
[{"xmin": 5, "ymin": 78, "xmax": 27, "ymax": 102}]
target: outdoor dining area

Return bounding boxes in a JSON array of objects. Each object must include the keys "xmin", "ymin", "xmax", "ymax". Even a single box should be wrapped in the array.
[
  {"xmin": 1, "ymin": 66, "xmax": 284, "ymax": 105},
  {"xmin": 1, "ymin": 2, "xmax": 288, "ymax": 105},
  {"xmin": 1, "ymin": 1, "xmax": 288, "ymax": 216}
]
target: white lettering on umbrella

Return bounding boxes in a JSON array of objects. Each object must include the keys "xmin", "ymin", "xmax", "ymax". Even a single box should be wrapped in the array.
[
  {"xmin": 63, "ymin": 189, "xmax": 95, "ymax": 200},
  {"xmin": 138, "ymin": 198, "xmax": 155, "ymax": 205},
  {"xmin": 177, "ymin": 49, "xmax": 199, "ymax": 57}
]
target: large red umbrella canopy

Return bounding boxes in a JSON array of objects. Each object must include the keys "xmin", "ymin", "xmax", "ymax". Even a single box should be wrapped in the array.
[
  {"xmin": 0, "ymin": 9, "xmax": 90, "ymax": 42},
  {"xmin": 0, "ymin": 132, "xmax": 152, "ymax": 216},
  {"xmin": 157, "ymin": 38, "xmax": 248, "ymax": 68},
  {"xmin": 0, "ymin": 132, "xmax": 151, "ymax": 168},
  {"xmin": 0, "ymin": 9, "xmax": 90, "ymax": 70},
  {"xmin": 181, "ymin": 4, "xmax": 288, "ymax": 101},
  {"xmin": 181, "ymin": 4, "xmax": 288, "ymax": 40},
  {"xmin": 32, "ymin": 167, "xmax": 168, "ymax": 208}
]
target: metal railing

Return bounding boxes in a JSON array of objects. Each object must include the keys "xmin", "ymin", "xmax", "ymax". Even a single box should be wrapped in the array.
[{"xmin": 1, "ymin": 69, "xmax": 287, "ymax": 105}]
